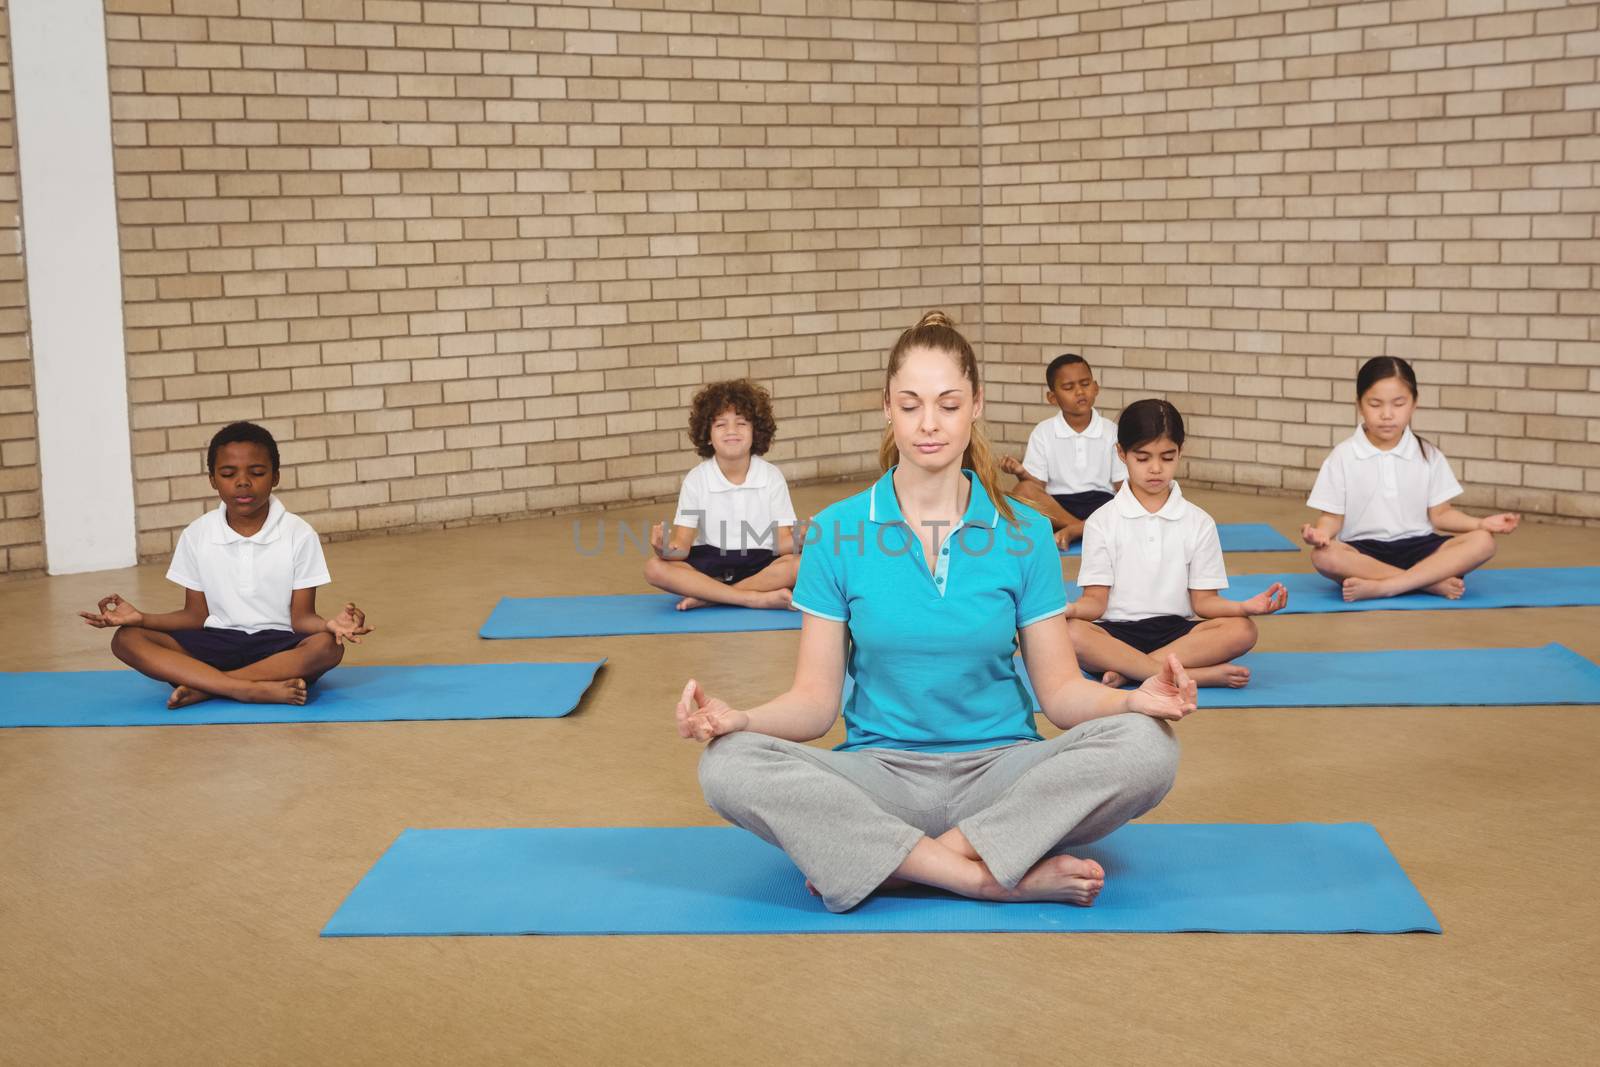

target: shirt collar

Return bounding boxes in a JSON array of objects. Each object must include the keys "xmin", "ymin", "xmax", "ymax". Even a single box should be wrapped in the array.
[
  {"xmin": 1051, "ymin": 409, "xmax": 1106, "ymax": 440},
  {"xmin": 705, "ymin": 455, "xmax": 770, "ymax": 492},
  {"xmin": 868, "ymin": 466, "xmax": 999, "ymax": 529},
  {"xmin": 1112, "ymin": 479, "xmax": 1189, "ymax": 521},
  {"xmin": 1349, "ymin": 425, "xmax": 1421, "ymax": 462},
  {"xmin": 210, "ymin": 495, "xmax": 287, "ymax": 544}
]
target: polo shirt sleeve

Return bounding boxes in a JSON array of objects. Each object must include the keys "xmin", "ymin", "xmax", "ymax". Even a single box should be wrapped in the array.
[
  {"xmin": 1306, "ymin": 450, "xmax": 1346, "ymax": 514},
  {"xmin": 792, "ymin": 511, "xmax": 849, "ymax": 623},
  {"xmin": 1186, "ymin": 516, "xmax": 1229, "ymax": 591},
  {"xmin": 1075, "ymin": 510, "xmax": 1115, "ymax": 588},
  {"xmin": 767, "ymin": 468, "xmax": 797, "ymax": 527},
  {"xmin": 1425, "ymin": 445, "xmax": 1463, "ymax": 507},
  {"xmin": 291, "ymin": 523, "xmax": 331, "ymax": 589},
  {"xmin": 1109, "ymin": 439, "xmax": 1127, "ymax": 484},
  {"xmin": 165, "ymin": 522, "xmax": 204, "ymax": 592},
  {"xmin": 1014, "ymin": 511, "xmax": 1068, "ymax": 628},
  {"xmin": 1021, "ymin": 423, "xmax": 1049, "ymax": 482},
  {"xmin": 671, "ymin": 466, "xmax": 706, "ymax": 533}
]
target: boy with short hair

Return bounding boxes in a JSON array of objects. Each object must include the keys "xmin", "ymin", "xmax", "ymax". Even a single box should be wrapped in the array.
[
  {"xmin": 80, "ymin": 421, "xmax": 371, "ymax": 708},
  {"xmin": 1000, "ymin": 353, "xmax": 1125, "ymax": 547}
]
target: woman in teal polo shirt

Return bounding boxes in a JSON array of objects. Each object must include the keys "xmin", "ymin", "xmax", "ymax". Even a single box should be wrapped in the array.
[{"xmin": 676, "ymin": 311, "xmax": 1197, "ymax": 913}]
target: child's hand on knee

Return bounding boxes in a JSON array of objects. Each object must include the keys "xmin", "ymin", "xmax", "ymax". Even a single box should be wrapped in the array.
[
  {"xmin": 1481, "ymin": 512, "xmax": 1520, "ymax": 534},
  {"xmin": 1241, "ymin": 582, "xmax": 1289, "ymax": 616},
  {"xmin": 79, "ymin": 594, "xmax": 143, "ymax": 628},
  {"xmin": 675, "ymin": 679, "xmax": 748, "ymax": 743},
  {"xmin": 1300, "ymin": 524, "xmax": 1330, "ymax": 548},
  {"xmin": 327, "ymin": 602, "xmax": 374, "ymax": 645},
  {"xmin": 999, "ymin": 455, "xmax": 1026, "ymax": 478}
]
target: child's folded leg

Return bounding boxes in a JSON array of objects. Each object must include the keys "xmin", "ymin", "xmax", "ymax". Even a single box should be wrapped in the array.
[
  {"xmin": 643, "ymin": 556, "xmax": 792, "ymax": 611},
  {"xmin": 110, "ymin": 627, "xmax": 310, "ymax": 707},
  {"xmin": 1149, "ymin": 618, "xmax": 1257, "ymax": 689}
]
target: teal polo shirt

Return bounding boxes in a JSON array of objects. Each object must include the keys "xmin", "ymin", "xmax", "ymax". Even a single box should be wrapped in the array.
[{"xmin": 793, "ymin": 467, "xmax": 1068, "ymax": 753}]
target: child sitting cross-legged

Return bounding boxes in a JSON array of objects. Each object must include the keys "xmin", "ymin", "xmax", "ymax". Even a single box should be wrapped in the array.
[{"xmin": 79, "ymin": 421, "xmax": 371, "ymax": 708}]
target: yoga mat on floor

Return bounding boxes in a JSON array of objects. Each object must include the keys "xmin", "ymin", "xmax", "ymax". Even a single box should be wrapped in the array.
[
  {"xmin": 322, "ymin": 823, "xmax": 1439, "ymax": 936},
  {"xmin": 1061, "ymin": 522, "xmax": 1297, "ymax": 556},
  {"xmin": 1068, "ymin": 566, "xmax": 1600, "ymax": 613},
  {"xmin": 480, "ymin": 593, "xmax": 801, "ymax": 638},
  {"xmin": 1015, "ymin": 643, "xmax": 1600, "ymax": 709},
  {"xmin": 0, "ymin": 661, "xmax": 605, "ymax": 728}
]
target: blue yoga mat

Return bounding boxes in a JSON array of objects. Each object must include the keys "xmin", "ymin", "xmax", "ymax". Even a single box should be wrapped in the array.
[
  {"xmin": 0, "ymin": 661, "xmax": 605, "ymax": 728},
  {"xmin": 1061, "ymin": 522, "xmax": 1296, "ymax": 556},
  {"xmin": 480, "ymin": 593, "xmax": 801, "ymax": 639},
  {"xmin": 1070, "ymin": 566, "xmax": 1600, "ymax": 613},
  {"xmin": 322, "ymin": 823, "xmax": 1439, "ymax": 936},
  {"xmin": 1013, "ymin": 643, "xmax": 1600, "ymax": 708}
]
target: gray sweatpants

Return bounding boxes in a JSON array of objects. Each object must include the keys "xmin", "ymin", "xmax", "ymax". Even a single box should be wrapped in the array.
[{"xmin": 698, "ymin": 712, "xmax": 1179, "ymax": 913}]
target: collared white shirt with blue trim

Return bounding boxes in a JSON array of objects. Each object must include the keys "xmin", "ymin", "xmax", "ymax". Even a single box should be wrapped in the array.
[
  {"xmin": 1307, "ymin": 426, "xmax": 1462, "ymax": 543},
  {"xmin": 792, "ymin": 466, "xmax": 1067, "ymax": 753}
]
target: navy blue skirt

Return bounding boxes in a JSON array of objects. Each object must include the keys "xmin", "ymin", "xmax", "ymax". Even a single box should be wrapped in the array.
[
  {"xmin": 1346, "ymin": 533, "xmax": 1449, "ymax": 571},
  {"xmin": 1096, "ymin": 615, "xmax": 1201, "ymax": 656}
]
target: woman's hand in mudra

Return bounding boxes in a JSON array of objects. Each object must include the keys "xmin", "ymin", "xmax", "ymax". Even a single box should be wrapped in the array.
[
  {"xmin": 676, "ymin": 679, "xmax": 750, "ymax": 742},
  {"xmin": 1125, "ymin": 654, "xmax": 1199, "ymax": 721}
]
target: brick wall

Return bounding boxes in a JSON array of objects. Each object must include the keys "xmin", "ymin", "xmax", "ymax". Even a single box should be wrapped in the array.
[
  {"xmin": 106, "ymin": 0, "xmax": 980, "ymax": 560},
  {"xmin": 979, "ymin": 0, "xmax": 1600, "ymax": 524},
  {"xmin": 0, "ymin": 0, "xmax": 43, "ymax": 575}
]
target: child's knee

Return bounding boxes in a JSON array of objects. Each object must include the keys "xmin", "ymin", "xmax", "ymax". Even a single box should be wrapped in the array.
[
  {"xmin": 109, "ymin": 626, "xmax": 141, "ymax": 662},
  {"xmin": 1468, "ymin": 528, "xmax": 1495, "ymax": 557},
  {"xmin": 1228, "ymin": 616, "xmax": 1258, "ymax": 651},
  {"xmin": 643, "ymin": 556, "xmax": 670, "ymax": 584},
  {"xmin": 308, "ymin": 632, "xmax": 344, "ymax": 668}
]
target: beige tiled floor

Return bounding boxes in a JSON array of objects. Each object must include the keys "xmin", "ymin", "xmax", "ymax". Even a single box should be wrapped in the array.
[{"xmin": 2, "ymin": 484, "xmax": 1596, "ymax": 1065}]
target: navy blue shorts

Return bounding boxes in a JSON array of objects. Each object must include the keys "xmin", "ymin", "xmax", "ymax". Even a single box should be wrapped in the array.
[
  {"xmin": 686, "ymin": 545, "xmax": 777, "ymax": 585},
  {"xmin": 1346, "ymin": 533, "xmax": 1450, "ymax": 571},
  {"xmin": 1096, "ymin": 615, "xmax": 1200, "ymax": 656},
  {"xmin": 1052, "ymin": 490, "xmax": 1115, "ymax": 521},
  {"xmin": 172, "ymin": 627, "xmax": 309, "ymax": 672}
]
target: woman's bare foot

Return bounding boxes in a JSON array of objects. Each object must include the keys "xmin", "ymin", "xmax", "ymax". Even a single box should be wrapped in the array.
[
  {"xmin": 989, "ymin": 853, "xmax": 1106, "ymax": 906},
  {"xmin": 237, "ymin": 678, "xmax": 308, "ymax": 705},
  {"xmin": 1189, "ymin": 663, "xmax": 1251, "ymax": 688},
  {"xmin": 1100, "ymin": 670, "xmax": 1128, "ymax": 689},
  {"xmin": 675, "ymin": 595, "xmax": 709, "ymax": 611},
  {"xmin": 1423, "ymin": 576, "xmax": 1465, "ymax": 599},
  {"xmin": 166, "ymin": 685, "xmax": 213, "ymax": 710}
]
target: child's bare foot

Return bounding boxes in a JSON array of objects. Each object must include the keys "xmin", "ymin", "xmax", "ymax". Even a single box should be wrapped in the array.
[
  {"xmin": 675, "ymin": 595, "xmax": 709, "ymax": 611},
  {"xmin": 166, "ymin": 685, "xmax": 213, "ymax": 710},
  {"xmin": 991, "ymin": 853, "xmax": 1105, "ymax": 906},
  {"xmin": 1189, "ymin": 663, "xmax": 1251, "ymax": 688},
  {"xmin": 1423, "ymin": 576, "xmax": 1465, "ymax": 599},
  {"xmin": 747, "ymin": 589, "xmax": 793, "ymax": 611},
  {"xmin": 239, "ymin": 678, "xmax": 308, "ymax": 705},
  {"xmin": 1100, "ymin": 670, "xmax": 1128, "ymax": 689},
  {"xmin": 1341, "ymin": 576, "xmax": 1393, "ymax": 602}
]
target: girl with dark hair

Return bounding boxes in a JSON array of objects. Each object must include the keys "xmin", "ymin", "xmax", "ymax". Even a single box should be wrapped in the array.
[
  {"xmin": 1068, "ymin": 399, "xmax": 1288, "ymax": 689},
  {"xmin": 1303, "ymin": 356, "xmax": 1519, "ymax": 602},
  {"xmin": 676, "ymin": 313, "xmax": 1196, "ymax": 914}
]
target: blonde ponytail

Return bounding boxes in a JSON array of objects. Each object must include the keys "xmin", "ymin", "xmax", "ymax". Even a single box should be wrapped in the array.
[{"xmin": 881, "ymin": 310, "xmax": 1018, "ymax": 526}]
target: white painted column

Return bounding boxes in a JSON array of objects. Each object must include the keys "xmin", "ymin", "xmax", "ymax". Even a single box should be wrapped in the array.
[{"xmin": 10, "ymin": 0, "xmax": 138, "ymax": 573}]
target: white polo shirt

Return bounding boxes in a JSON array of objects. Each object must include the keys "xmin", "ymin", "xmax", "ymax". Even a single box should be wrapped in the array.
[
  {"xmin": 166, "ymin": 497, "xmax": 331, "ymax": 633},
  {"xmin": 673, "ymin": 455, "xmax": 797, "ymax": 551},
  {"xmin": 1077, "ymin": 481, "xmax": 1229, "ymax": 622},
  {"xmin": 1021, "ymin": 410, "xmax": 1127, "ymax": 496},
  {"xmin": 1307, "ymin": 427, "xmax": 1462, "ymax": 543}
]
